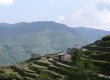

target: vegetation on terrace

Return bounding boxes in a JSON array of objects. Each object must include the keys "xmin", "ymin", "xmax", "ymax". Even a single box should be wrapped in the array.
[{"xmin": 84, "ymin": 35, "xmax": 110, "ymax": 76}]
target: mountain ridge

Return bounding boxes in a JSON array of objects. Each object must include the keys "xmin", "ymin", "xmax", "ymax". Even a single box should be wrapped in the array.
[
  {"xmin": 0, "ymin": 21, "xmax": 87, "ymax": 66},
  {"xmin": 0, "ymin": 21, "xmax": 109, "ymax": 66}
]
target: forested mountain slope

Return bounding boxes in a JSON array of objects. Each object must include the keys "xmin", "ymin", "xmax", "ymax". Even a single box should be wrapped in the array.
[
  {"xmin": 0, "ymin": 21, "xmax": 87, "ymax": 66},
  {"xmin": 75, "ymin": 27, "xmax": 110, "ymax": 42}
]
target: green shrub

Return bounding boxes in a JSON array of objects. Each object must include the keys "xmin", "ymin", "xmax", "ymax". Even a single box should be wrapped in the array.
[
  {"xmin": 10, "ymin": 66, "xmax": 25, "ymax": 76},
  {"xmin": 87, "ymin": 45, "xmax": 110, "ymax": 52},
  {"xmin": 92, "ymin": 60, "xmax": 110, "ymax": 75},
  {"xmin": 0, "ymin": 73, "xmax": 21, "ymax": 80},
  {"xmin": 34, "ymin": 61, "xmax": 49, "ymax": 67},
  {"xmin": 0, "ymin": 69, "xmax": 5, "ymax": 74},
  {"xmin": 39, "ymin": 70, "xmax": 63, "ymax": 79},
  {"xmin": 67, "ymin": 58, "xmax": 98, "ymax": 80},
  {"xmin": 102, "ymin": 35, "xmax": 110, "ymax": 41},
  {"xmin": 91, "ymin": 53, "xmax": 110, "ymax": 61},
  {"xmin": 97, "ymin": 41, "xmax": 110, "ymax": 47},
  {"xmin": 24, "ymin": 72, "xmax": 38, "ymax": 79}
]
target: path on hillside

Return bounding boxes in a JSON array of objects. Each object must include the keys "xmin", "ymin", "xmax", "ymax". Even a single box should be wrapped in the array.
[{"xmin": 49, "ymin": 58, "xmax": 71, "ymax": 68}]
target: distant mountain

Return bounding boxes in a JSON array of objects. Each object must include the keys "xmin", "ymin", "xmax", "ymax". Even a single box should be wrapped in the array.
[
  {"xmin": 74, "ymin": 27, "xmax": 110, "ymax": 42},
  {"xmin": 0, "ymin": 21, "xmax": 88, "ymax": 66},
  {"xmin": 0, "ymin": 22, "xmax": 109, "ymax": 66}
]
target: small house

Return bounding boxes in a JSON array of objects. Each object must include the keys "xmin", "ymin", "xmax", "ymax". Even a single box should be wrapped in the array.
[{"xmin": 57, "ymin": 52, "xmax": 71, "ymax": 61}]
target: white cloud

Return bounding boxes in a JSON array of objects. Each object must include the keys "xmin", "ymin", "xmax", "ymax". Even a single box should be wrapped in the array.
[
  {"xmin": 70, "ymin": 12, "xmax": 91, "ymax": 27},
  {"xmin": 64, "ymin": 0, "xmax": 110, "ymax": 31},
  {"xmin": 99, "ymin": 10, "xmax": 110, "ymax": 23},
  {"xmin": 55, "ymin": 16, "xmax": 65, "ymax": 22},
  {"xmin": 0, "ymin": 0, "xmax": 14, "ymax": 5},
  {"xmin": 69, "ymin": 10, "xmax": 110, "ymax": 31}
]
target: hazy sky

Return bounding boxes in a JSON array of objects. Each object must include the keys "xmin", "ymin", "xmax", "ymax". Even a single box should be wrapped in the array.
[{"xmin": 0, "ymin": 0, "xmax": 110, "ymax": 31}]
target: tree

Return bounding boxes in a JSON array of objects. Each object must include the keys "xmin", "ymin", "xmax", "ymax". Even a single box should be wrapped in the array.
[
  {"xmin": 0, "ymin": 73, "xmax": 21, "ymax": 80},
  {"xmin": 8, "ymin": 73, "xmax": 21, "ymax": 80},
  {"xmin": 67, "ymin": 49, "xmax": 98, "ymax": 80},
  {"xmin": 68, "ymin": 49, "xmax": 83, "ymax": 63},
  {"xmin": 74, "ymin": 59, "xmax": 97, "ymax": 80},
  {"xmin": 102, "ymin": 35, "xmax": 110, "ymax": 41},
  {"xmin": 0, "ymin": 69, "xmax": 5, "ymax": 74},
  {"xmin": 31, "ymin": 53, "xmax": 37, "ymax": 59},
  {"xmin": 31, "ymin": 53, "xmax": 41, "ymax": 59}
]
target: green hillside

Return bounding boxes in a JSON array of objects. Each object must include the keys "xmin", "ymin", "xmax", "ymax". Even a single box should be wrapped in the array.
[
  {"xmin": 84, "ymin": 35, "xmax": 110, "ymax": 76},
  {"xmin": 1, "ymin": 35, "xmax": 110, "ymax": 80},
  {"xmin": 0, "ymin": 47, "xmax": 109, "ymax": 80},
  {"xmin": 0, "ymin": 21, "xmax": 88, "ymax": 66}
]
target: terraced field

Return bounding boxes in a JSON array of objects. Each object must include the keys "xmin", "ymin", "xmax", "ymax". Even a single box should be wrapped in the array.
[
  {"xmin": 85, "ymin": 35, "xmax": 110, "ymax": 76},
  {"xmin": 0, "ymin": 57, "xmax": 70, "ymax": 80},
  {"xmin": 1, "ymin": 35, "xmax": 110, "ymax": 80},
  {"xmin": 1, "ymin": 54, "xmax": 110, "ymax": 80}
]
